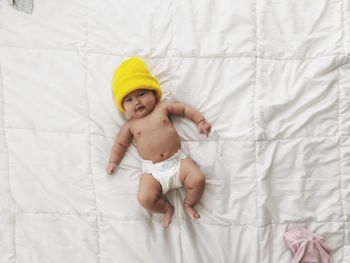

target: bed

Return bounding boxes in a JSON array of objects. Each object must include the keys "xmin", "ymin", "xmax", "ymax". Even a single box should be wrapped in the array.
[{"xmin": 0, "ymin": 0, "xmax": 350, "ymax": 262}]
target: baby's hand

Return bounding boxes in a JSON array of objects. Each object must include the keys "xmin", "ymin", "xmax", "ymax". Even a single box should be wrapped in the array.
[
  {"xmin": 197, "ymin": 119, "xmax": 211, "ymax": 137},
  {"xmin": 106, "ymin": 162, "xmax": 118, "ymax": 175}
]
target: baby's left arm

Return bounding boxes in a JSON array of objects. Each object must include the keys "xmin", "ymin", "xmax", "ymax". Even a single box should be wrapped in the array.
[{"xmin": 163, "ymin": 101, "xmax": 211, "ymax": 136}]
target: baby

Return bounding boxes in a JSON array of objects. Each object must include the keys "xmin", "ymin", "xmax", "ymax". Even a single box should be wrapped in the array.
[{"xmin": 106, "ymin": 57, "xmax": 211, "ymax": 228}]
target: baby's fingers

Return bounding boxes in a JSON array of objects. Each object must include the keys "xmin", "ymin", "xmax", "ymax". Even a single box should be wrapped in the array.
[
  {"xmin": 106, "ymin": 167, "xmax": 113, "ymax": 175},
  {"xmin": 204, "ymin": 125, "xmax": 211, "ymax": 136},
  {"xmin": 106, "ymin": 163, "xmax": 117, "ymax": 175},
  {"xmin": 200, "ymin": 128, "xmax": 209, "ymax": 137},
  {"xmin": 198, "ymin": 126, "xmax": 203, "ymax": 134}
]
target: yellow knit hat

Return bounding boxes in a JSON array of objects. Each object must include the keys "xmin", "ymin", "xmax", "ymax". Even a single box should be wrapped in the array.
[{"xmin": 112, "ymin": 57, "xmax": 162, "ymax": 112}]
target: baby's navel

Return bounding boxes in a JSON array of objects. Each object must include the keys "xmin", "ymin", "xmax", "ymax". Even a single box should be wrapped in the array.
[
  {"xmin": 137, "ymin": 131, "xmax": 141, "ymax": 136},
  {"xmin": 162, "ymin": 119, "xmax": 168, "ymax": 125},
  {"xmin": 160, "ymin": 153, "xmax": 164, "ymax": 157}
]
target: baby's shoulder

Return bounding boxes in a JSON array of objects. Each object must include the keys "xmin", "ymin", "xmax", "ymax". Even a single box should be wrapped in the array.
[
  {"xmin": 156, "ymin": 100, "xmax": 175, "ymax": 111},
  {"xmin": 155, "ymin": 100, "xmax": 166, "ymax": 109},
  {"xmin": 154, "ymin": 101, "xmax": 171, "ymax": 115},
  {"xmin": 121, "ymin": 119, "xmax": 133, "ymax": 130},
  {"xmin": 126, "ymin": 116, "xmax": 145, "ymax": 129}
]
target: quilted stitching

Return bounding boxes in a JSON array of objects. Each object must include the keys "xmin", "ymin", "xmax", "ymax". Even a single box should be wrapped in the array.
[{"xmin": 0, "ymin": 0, "xmax": 349, "ymax": 262}]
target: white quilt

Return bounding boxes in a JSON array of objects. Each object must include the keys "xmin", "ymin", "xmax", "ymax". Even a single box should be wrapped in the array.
[{"xmin": 1, "ymin": 0, "xmax": 350, "ymax": 262}]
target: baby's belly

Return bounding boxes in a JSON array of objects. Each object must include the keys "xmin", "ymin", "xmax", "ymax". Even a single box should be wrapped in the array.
[{"xmin": 136, "ymin": 132, "xmax": 181, "ymax": 163}]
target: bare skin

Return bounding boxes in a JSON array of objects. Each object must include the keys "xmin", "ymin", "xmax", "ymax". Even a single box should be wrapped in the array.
[{"xmin": 106, "ymin": 89, "xmax": 211, "ymax": 227}]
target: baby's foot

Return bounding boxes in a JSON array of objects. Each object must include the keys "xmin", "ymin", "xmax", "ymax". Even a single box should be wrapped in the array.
[
  {"xmin": 183, "ymin": 202, "xmax": 200, "ymax": 220},
  {"xmin": 163, "ymin": 205, "xmax": 174, "ymax": 228}
]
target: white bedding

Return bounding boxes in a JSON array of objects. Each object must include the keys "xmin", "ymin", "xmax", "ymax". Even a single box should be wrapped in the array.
[{"xmin": 1, "ymin": 0, "xmax": 350, "ymax": 262}]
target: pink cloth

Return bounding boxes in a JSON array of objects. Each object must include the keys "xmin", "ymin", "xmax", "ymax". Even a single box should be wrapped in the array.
[{"xmin": 284, "ymin": 228, "xmax": 332, "ymax": 263}]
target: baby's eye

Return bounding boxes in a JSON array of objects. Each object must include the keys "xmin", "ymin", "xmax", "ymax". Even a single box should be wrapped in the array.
[
  {"xmin": 125, "ymin": 98, "xmax": 132, "ymax": 102},
  {"xmin": 139, "ymin": 92, "xmax": 145, "ymax": 96}
]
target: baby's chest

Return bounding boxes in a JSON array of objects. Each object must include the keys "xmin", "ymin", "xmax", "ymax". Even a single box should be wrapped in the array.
[{"xmin": 131, "ymin": 114, "xmax": 172, "ymax": 136}]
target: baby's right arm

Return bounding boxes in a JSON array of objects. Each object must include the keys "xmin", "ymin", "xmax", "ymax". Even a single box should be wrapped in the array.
[{"xmin": 106, "ymin": 122, "xmax": 133, "ymax": 175}]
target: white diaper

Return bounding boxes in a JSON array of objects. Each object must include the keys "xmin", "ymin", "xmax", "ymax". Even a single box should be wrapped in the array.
[{"xmin": 142, "ymin": 150, "xmax": 187, "ymax": 194}]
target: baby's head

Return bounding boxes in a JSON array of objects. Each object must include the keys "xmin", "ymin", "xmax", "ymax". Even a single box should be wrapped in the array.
[
  {"xmin": 112, "ymin": 57, "xmax": 162, "ymax": 117},
  {"xmin": 121, "ymin": 88, "xmax": 158, "ymax": 119}
]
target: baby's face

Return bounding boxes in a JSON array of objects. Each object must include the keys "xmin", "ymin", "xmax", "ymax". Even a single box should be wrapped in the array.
[{"xmin": 122, "ymin": 89, "xmax": 156, "ymax": 119}]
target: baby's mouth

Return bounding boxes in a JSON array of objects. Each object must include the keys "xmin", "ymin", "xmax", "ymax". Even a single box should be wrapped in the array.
[{"xmin": 136, "ymin": 105, "xmax": 145, "ymax": 112}]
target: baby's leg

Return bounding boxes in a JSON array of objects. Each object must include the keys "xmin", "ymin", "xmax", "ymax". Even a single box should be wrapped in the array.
[
  {"xmin": 180, "ymin": 158, "xmax": 206, "ymax": 220},
  {"xmin": 137, "ymin": 173, "xmax": 174, "ymax": 228}
]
